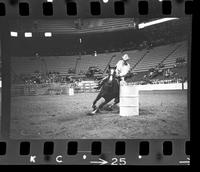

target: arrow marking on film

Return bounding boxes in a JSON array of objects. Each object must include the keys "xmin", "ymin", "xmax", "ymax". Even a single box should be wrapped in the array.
[
  {"xmin": 179, "ymin": 160, "xmax": 190, "ymax": 164},
  {"xmin": 90, "ymin": 158, "xmax": 108, "ymax": 165}
]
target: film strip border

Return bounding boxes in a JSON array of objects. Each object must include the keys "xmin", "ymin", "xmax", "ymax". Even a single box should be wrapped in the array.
[
  {"xmin": 0, "ymin": 140, "xmax": 190, "ymax": 165},
  {"xmin": 0, "ymin": 0, "xmax": 193, "ymax": 18},
  {"xmin": 0, "ymin": 0, "xmax": 192, "ymax": 166}
]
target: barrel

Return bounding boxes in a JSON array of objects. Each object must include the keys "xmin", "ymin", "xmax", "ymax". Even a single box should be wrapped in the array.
[
  {"xmin": 69, "ymin": 87, "xmax": 74, "ymax": 96},
  {"xmin": 66, "ymin": 83, "xmax": 75, "ymax": 96},
  {"xmin": 119, "ymin": 85, "xmax": 139, "ymax": 116}
]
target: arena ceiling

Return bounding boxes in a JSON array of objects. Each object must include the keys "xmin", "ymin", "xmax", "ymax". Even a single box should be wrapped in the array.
[{"xmin": 6, "ymin": 16, "xmax": 191, "ymax": 57}]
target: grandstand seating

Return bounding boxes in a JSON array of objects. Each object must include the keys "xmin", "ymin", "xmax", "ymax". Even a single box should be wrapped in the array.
[
  {"xmin": 132, "ymin": 41, "xmax": 187, "ymax": 72},
  {"xmin": 11, "ymin": 41, "xmax": 188, "ymax": 78},
  {"xmin": 162, "ymin": 42, "xmax": 188, "ymax": 69}
]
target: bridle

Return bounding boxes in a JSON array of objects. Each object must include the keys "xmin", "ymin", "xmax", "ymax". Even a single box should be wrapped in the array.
[{"xmin": 107, "ymin": 68, "xmax": 116, "ymax": 85}]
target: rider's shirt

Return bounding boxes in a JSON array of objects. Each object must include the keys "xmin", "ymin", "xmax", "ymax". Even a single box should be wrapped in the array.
[
  {"xmin": 99, "ymin": 60, "xmax": 130, "ymax": 87},
  {"xmin": 115, "ymin": 60, "xmax": 130, "ymax": 77}
]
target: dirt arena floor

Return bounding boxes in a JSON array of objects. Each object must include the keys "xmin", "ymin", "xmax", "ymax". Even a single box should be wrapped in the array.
[{"xmin": 9, "ymin": 90, "xmax": 189, "ymax": 139}]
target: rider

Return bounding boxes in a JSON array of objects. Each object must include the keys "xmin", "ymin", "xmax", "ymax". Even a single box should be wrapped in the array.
[
  {"xmin": 115, "ymin": 53, "xmax": 131, "ymax": 84},
  {"xmin": 98, "ymin": 53, "xmax": 131, "ymax": 88}
]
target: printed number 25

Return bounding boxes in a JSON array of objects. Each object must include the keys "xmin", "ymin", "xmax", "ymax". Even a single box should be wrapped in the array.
[{"xmin": 111, "ymin": 158, "xmax": 126, "ymax": 165}]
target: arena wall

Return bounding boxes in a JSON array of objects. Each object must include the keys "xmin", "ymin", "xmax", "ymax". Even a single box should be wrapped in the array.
[
  {"xmin": 1, "ymin": 81, "xmax": 188, "ymax": 97},
  {"xmin": 137, "ymin": 82, "xmax": 188, "ymax": 91}
]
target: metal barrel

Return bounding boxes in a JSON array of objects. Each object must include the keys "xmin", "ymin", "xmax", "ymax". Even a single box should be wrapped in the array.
[
  {"xmin": 68, "ymin": 87, "xmax": 74, "ymax": 96},
  {"xmin": 119, "ymin": 85, "xmax": 139, "ymax": 116}
]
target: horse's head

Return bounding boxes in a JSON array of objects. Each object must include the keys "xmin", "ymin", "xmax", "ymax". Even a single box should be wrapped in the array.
[{"xmin": 107, "ymin": 65, "xmax": 116, "ymax": 85}]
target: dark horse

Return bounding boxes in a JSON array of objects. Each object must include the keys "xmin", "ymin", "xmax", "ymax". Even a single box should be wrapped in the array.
[{"xmin": 90, "ymin": 65, "xmax": 120, "ymax": 115}]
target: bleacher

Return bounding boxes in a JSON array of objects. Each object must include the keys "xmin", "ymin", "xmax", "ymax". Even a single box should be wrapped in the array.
[
  {"xmin": 77, "ymin": 54, "xmax": 111, "ymax": 73},
  {"xmin": 162, "ymin": 42, "xmax": 188, "ymax": 69},
  {"xmin": 132, "ymin": 41, "xmax": 187, "ymax": 72},
  {"xmin": 11, "ymin": 41, "xmax": 188, "ymax": 80}
]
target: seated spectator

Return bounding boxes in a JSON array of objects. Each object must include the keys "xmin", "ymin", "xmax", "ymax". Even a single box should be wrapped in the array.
[
  {"xmin": 158, "ymin": 68, "xmax": 163, "ymax": 73},
  {"xmin": 149, "ymin": 72, "xmax": 154, "ymax": 77}
]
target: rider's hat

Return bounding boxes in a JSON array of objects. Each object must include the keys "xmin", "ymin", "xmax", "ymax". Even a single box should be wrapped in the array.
[{"xmin": 122, "ymin": 54, "xmax": 130, "ymax": 61}]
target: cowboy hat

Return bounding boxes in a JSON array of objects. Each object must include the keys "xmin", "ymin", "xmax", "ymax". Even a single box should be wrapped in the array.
[{"xmin": 122, "ymin": 54, "xmax": 130, "ymax": 61}]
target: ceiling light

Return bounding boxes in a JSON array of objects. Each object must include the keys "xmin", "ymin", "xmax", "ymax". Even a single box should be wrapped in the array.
[
  {"xmin": 103, "ymin": 0, "xmax": 109, "ymax": 3},
  {"xmin": 138, "ymin": 18, "xmax": 179, "ymax": 29},
  {"xmin": 10, "ymin": 31, "xmax": 18, "ymax": 37},
  {"xmin": 44, "ymin": 32, "xmax": 52, "ymax": 37},
  {"xmin": 24, "ymin": 32, "xmax": 32, "ymax": 37}
]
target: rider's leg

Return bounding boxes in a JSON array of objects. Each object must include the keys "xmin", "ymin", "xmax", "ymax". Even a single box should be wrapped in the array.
[{"xmin": 117, "ymin": 76, "xmax": 121, "ymax": 85}]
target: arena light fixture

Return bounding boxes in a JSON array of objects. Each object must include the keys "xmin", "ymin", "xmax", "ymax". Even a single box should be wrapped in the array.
[
  {"xmin": 24, "ymin": 32, "xmax": 32, "ymax": 37},
  {"xmin": 44, "ymin": 32, "xmax": 52, "ymax": 37},
  {"xmin": 10, "ymin": 31, "xmax": 18, "ymax": 37},
  {"xmin": 103, "ymin": 0, "xmax": 109, "ymax": 3},
  {"xmin": 47, "ymin": 0, "xmax": 53, "ymax": 2},
  {"xmin": 138, "ymin": 18, "xmax": 179, "ymax": 29}
]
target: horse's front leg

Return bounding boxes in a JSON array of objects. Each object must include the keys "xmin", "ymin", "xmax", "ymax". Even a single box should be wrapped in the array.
[
  {"xmin": 92, "ymin": 98, "xmax": 112, "ymax": 114},
  {"xmin": 92, "ymin": 93, "xmax": 102, "ymax": 110},
  {"xmin": 98, "ymin": 98, "xmax": 112, "ymax": 111}
]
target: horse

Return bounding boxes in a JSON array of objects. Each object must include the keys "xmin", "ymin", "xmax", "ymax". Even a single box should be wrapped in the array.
[{"xmin": 89, "ymin": 65, "xmax": 120, "ymax": 115}]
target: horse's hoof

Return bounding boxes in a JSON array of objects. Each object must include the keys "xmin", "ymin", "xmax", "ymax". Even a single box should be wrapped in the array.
[
  {"xmin": 92, "ymin": 105, "xmax": 97, "ymax": 110},
  {"xmin": 89, "ymin": 111, "xmax": 98, "ymax": 115},
  {"xmin": 87, "ymin": 112, "xmax": 95, "ymax": 116},
  {"xmin": 88, "ymin": 108, "xmax": 99, "ymax": 116}
]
